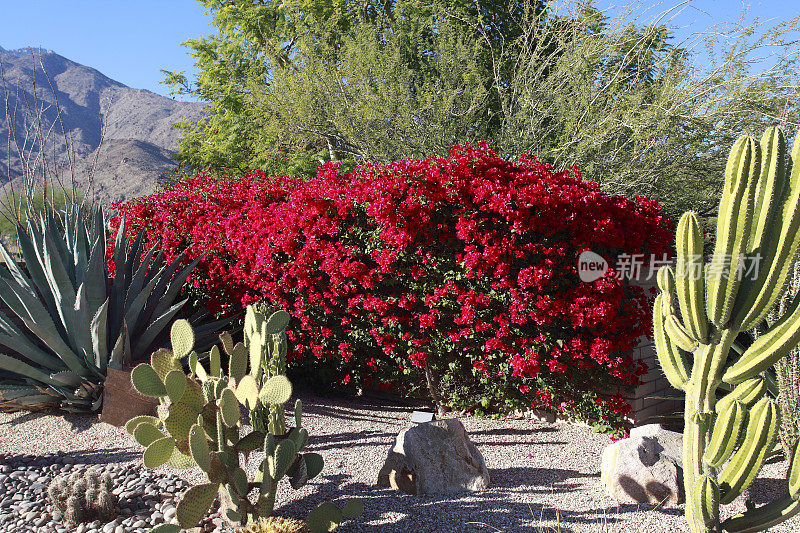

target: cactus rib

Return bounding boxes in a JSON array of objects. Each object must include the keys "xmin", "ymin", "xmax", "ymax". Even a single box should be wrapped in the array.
[
  {"xmin": 718, "ymin": 398, "xmax": 780, "ymax": 504},
  {"xmin": 706, "ymin": 136, "xmax": 759, "ymax": 328},
  {"xmin": 676, "ymin": 212, "xmax": 708, "ymax": 342}
]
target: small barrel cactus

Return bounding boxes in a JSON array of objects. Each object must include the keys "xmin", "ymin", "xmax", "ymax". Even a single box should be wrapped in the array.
[
  {"xmin": 47, "ymin": 467, "xmax": 117, "ymax": 525},
  {"xmin": 237, "ymin": 516, "xmax": 310, "ymax": 533}
]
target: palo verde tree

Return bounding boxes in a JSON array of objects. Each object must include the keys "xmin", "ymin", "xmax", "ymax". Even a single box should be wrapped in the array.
[{"xmin": 165, "ymin": 1, "xmax": 799, "ymax": 221}]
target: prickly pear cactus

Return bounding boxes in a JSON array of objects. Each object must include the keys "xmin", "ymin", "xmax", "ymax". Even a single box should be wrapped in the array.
[
  {"xmin": 126, "ymin": 311, "xmax": 362, "ymax": 532},
  {"xmin": 654, "ymin": 127, "xmax": 800, "ymax": 532}
]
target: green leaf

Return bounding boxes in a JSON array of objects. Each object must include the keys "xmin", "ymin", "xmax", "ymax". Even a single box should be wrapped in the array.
[
  {"xmin": 176, "ymin": 483, "xmax": 218, "ymax": 528},
  {"xmin": 304, "ymin": 452, "xmax": 324, "ymax": 479},
  {"xmin": 258, "ymin": 375, "xmax": 292, "ymax": 405},
  {"xmin": 170, "ymin": 319, "xmax": 195, "ymax": 358},
  {"xmin": 341, "ymin": 499, "xmax": 364, "ymax": 519},
  {"xmin": 209, "ymin": 345, "xmax": 221, "ymax": 378},
  {"xmin": 265, "ymin": 310, "xmax": 290, "ymax": 334},
  {"xmin": 133, "ymin": 422, "xmax": 166, "ymax": 447},
  {"xmin": 125, "ymin": 415, "xmax": 161, "ymax": 435},
  {"xmin": 189, "ymin": 424, "xmax": 211, "ymax": 472},
  {"xmin": 306, "ymin": 502, "xmax": 342, "ymax": 533},
  {"xmin": 219, "ymin": 388, "xmax": 240, "ymax": 427},
  {"xmin": 130, "ymin": 363, "xmax": 167, "ymax": 397},
  {"xmin": 143, "ymin": 436, "xmax": 175, "ymax": 468},
  {"xmin": 164, "ymin": 369, "xmax": 187, "ymax": 403}
]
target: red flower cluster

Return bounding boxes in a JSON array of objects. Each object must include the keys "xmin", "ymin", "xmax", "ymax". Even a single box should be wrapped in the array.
[{"xmin": 112, "ymin": 143, "xmax": 673, "ymax": 429}]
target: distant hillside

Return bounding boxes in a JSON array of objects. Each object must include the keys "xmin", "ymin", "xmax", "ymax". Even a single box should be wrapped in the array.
[{"xmin": 0, "ymin": 46, "xmax": 207, "ymax": 204}]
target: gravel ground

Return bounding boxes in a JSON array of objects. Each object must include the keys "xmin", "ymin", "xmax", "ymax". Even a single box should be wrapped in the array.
[{"xmin": 2, "ymin": 393, "xmax": 799, "ymax": 533}]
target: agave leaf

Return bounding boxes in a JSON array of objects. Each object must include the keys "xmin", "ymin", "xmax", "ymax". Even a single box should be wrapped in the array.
[
  {"xmin": 44, "ymin": 210, "xmax": 75, "ymax": 286},
  {"xmin": 137, "ymin": 250, "xmax": 186, "ymax": 330},
  {"xmin": 109, "ymin": 322, "xmax": 131, "ymax": 370},
  {"xmin": 109, "ymin": 218, "xmax": 128, "ymax": 345},
  {"xmin": 0, "ymin": 353, "xmax": 63, "ymax": 386},
  {"xmin": 124, "ymin": 263, "xmax": 166, "ymax": 337},
  {"xmin": 73, "ymin": 211, "xmax": 89, "ymax": 287},
  {"xmin": 73, "ymin": 284, "xmax": 95, "ymax": 368},
  {"xmin": 0, "ymin": 312, "xmax": 65, "ymax": 371},
  {"xmin": 132, "ymin": 299, "xmax": 189, "ymax": 361},
  {"xmin": 91, "ymin": 299, "xmax": 110, "ymax": 372},
  {"xmin": 50, "ymin": 370, "xmax": 84, "ymax": 387},
  {"xmin": 41, "ymin": 229, "xmax": 78, "ymax": 343},
  {"xmin": 151, "ymin": 254, "xmax": 202, "ymax": 319},
  {"xmin": 126, "ymin": 229, "xmax": 146, "ymax": 286},
  {"xmin": 84, "ymin": 237, "xmax": 108, "ymax": 320},
  {"xmin": 16, "ymin": 223, "xmax": 61, "ymax": 327},
  {"xmin": 93, "ymin": 205, "xmax": 106, "ymax": 259},
  {"xmin": 0, "ymin": 278, "xmax": 88, "ymax": 376},
  {"xmin": 125, "ymin": 243, "xmax": 159, "ymax": 314},
  {"xmin": 0, "ymin": 240, "xmax": 34, "ymax": 295}
]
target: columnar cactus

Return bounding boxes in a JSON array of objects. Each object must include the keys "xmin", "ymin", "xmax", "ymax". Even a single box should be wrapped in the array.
[
  {"xmin": 244, "ymin": 304, "xmax": 290, "ymax": 435},
  {"xmin": 126, "ymin": 310, "xmax": 362, "ymax": 532},
  {"xmin": 654, "ymin": 126, "xmax": 800, "ymax": 532}
]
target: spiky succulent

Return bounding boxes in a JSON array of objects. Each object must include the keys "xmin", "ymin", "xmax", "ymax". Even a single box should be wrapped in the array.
[
  {"xmin": 126, "ymin": 313, "xmax": 363, "ymax": 531},
  {"xmin": 654, "ymin": 127, "xmax": 800, "ymax": 532},
  {"xmin": 47, "ymin": 467, "xmax": 117, "ymax": 524},
  {"xmin": 237, "ymin": 516, "xmax": 310, "ymax": 533},
  {"xmin": 0, "ymin": 204, "xmax": 217, "ymax": 412}
]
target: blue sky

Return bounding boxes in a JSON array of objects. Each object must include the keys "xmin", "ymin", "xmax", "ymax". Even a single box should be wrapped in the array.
[{"xmin": 0, "ymin": 0, "xmax": 796, "ymax": 101}]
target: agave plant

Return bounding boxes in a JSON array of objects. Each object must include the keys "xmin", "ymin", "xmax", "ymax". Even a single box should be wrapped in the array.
[{"xmin": 0, "ymin": 204, "xmax": 203, "ymax": 412}]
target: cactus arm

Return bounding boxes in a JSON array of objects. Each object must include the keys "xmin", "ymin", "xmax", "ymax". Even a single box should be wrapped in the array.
[
  {"xmin": 654, "ymin": 293, "xmax": 690, "ymax": 389},
  {"xmin": 676, "ymin": 212, "xmax": 709, "ymax": 342},
  {"xmin": 721, "ymin": 495, "xmax": 800, "ymax": 532},
  {"xmin": 704, "ymin": 399, "xmax": 747, "ymax": 468},
  {"xmin": 724, "ymin": 290, "xmax": 800, "ymax": 384},
  {"xmin": 707, "ymin": 136, "xmax": 759, "ymax": 328},
  {"xmin": 718, "ymin": 398, "xmax": 780, "ymax": 504},
  {"xmin": 691, "ymin": 474, "xmax": 720, "ymax": 529},
  {"xmin": 684, "ymin": 330, "xmax": 736, "ymax": 532},
  {"xmin": 736, "ymin": 132, "xmax": 800, "ymax": 330},
  {"xmin": 731, "ymin": 128, "xmax": 788, "ymax": 324},
  {"xmin": 666, "ymin": 315, "xmax": 700, "ymax": 352}
]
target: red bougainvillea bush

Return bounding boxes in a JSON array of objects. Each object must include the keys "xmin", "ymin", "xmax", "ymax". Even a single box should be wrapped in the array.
[{"xmin": 113, "ymin": 143, "xmax": 673, "ymax": 431}]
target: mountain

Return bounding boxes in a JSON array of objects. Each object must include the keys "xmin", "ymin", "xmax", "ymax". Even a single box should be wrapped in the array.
[{"xmin": 0, "ymin": 46, "xmax": 207, "ymax": 204}]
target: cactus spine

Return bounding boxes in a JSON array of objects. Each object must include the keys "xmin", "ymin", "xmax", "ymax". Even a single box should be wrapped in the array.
[
  {"xmin": 128, "ymin": 310, "xmax": 362, "ymax": 532},
  {"xmin": 654, "ymin": 127, "xmax": 800, "ymax": 532}
]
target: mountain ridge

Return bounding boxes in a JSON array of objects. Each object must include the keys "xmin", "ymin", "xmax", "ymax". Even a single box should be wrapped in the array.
[{"xmin": 0, "ymin": 45, "xmax": 207, "ymax": 204}]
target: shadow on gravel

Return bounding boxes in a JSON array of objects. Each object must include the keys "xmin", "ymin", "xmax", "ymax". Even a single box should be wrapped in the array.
[
  {"xmin": 1, "ymin": 410, "xmax": 55, "ymax": 426},
  {"xmin": 470, "ymin": 427, "xmax": 559, "ymax": 436},
  {"xmin": 747, "ymin": 476, "xmax": 789, "ymax": 505},
  {"xmin": 274, "ymin": 471, "xmax": 583, "ymax": 532},
  {"xmin": 66, "ymin": 447, "xmax": 141, "ymax": 464},
  {"xmin": 302, "ymin": 403, "xmax": 407, "ymax": 425},
  {"xmin": 489, "ymin": 466, "xmax": 595, "ymax": 491},
  {"xmin": 309, "ymin": 429, "xmax": 396, "ymax": 451}
]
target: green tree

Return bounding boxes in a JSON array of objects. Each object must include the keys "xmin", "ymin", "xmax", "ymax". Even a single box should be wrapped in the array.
[
  {"xmin": 164, "ymin": 0, "xmax": 539, "ymax": 176},
  {"xmin": 166, "ymin": 1, "xmax": 800, "ymax": 220}
]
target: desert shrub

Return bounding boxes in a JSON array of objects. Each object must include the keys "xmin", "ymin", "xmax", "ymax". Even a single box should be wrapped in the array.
[{"xmin": 113, "ymin": 144, "xmax": 673, "ymax": 430}]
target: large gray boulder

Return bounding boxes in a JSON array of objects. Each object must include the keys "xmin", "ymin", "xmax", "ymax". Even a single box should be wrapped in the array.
[
  {"xmin": 377, "ymin": 418, "xmax": 490, "ymax": 494},
  {"xmin": 601, "ymin": 424, "xmax": 684, "ymax": 506}
]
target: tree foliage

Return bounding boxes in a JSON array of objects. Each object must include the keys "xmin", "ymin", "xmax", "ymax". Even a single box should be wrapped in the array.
[{"xmin": 165, "ymin": 0, "xmax": 800, "ymax": 220}]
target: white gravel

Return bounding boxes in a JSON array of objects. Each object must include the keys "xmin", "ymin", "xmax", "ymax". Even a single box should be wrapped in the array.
[{"xmin": 2, "ymin": 393, "xmax": 799, "ymax": 533}]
